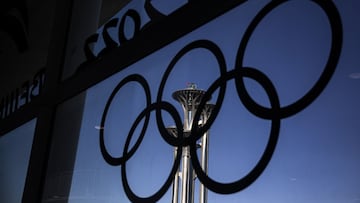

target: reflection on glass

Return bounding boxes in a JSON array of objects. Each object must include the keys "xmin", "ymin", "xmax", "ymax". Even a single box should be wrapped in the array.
[
  {"xmin": 69, "ymin": 0, "xmax": 360, "ymax": 202},
  {"xmin": 0, "ymin": 119, "xmax": 37, "ymax": 203}
]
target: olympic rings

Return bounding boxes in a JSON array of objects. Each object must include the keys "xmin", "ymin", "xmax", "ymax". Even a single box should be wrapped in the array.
[
  {"xmin": 190, "ymin": 68, "xmax": 281, "ymax": 194},
  {"xmin": 235, "ymin": 0, "xmax": 342, "ymax": 119},
  {"xmin": 99, "ymin": 0, "xmax": 342, "ymax": 200},
  {"xmin": 156, "ymin": 39, "xmax": 227, "ymax": 146},
  {"xmin": 100, "ymin": 74, "xmax": 151, "ymax": 166},
  {"xmin": 121, "ymin": 102, "xmax": 183, "ymax": 202}
]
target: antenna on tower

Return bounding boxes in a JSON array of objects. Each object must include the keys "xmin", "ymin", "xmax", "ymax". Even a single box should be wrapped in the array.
[{"xmin": 186, "ymin": 82, "xmax": 197, "ymax": 90}]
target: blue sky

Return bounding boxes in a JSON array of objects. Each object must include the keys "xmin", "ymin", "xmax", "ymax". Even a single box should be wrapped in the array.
[
  {"xmin": 0, "ymin": 119, "xmax": 36, "ymax": 203},
  {"xmin": 1, "ymin": 1, "xmax": 359, "ymax": 203},
  {"xmin": 64, "ymin": 1, "xmax": 360, "ymax": 202}
]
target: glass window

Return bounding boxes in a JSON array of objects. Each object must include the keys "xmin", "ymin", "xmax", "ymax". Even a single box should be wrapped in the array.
[
  {"xmin": 51, "ymin": 0, "xmax": 360, "ymax": 202},
  {"xmin": 0, "ymin": 119, "xmax": 37, "ymax": 203}
]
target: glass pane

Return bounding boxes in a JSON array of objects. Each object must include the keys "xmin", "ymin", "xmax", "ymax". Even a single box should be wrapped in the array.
[
  {"xmin": 66, "ymin": 0, "xmax": 359, "ymax": 202},
  {"xmin": 0, "ymin": 119, "xmax": 37, "ymax": 203}
]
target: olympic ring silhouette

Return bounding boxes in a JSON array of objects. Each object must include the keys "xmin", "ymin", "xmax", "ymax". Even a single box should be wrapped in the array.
[
  {"xmin": 235, "ymin": 0, "xmax": 343, "ymax": 119},
  {"xmin": 156, "ymin": 39, "xmax": 227, "ymax": 147},
  {"xmin": 99, "ymin": 74, "xmax": 151, "ymax": 166},
  {"xmin": 190, "ymin": 67, "xmax": 281, "ymax": 194},
  {"xmin": 122, "ymin": 102, "xmax": 183, "ymax": 202},
  {"xmin": 99, "ymin": 0, "xmax": 342, "ymax": 201}
]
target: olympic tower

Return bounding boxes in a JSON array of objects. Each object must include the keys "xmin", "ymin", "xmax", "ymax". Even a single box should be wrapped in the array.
[{"xmin": 167, "ymin": 83, "xmax": 213, "ymax": 203}]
